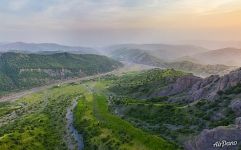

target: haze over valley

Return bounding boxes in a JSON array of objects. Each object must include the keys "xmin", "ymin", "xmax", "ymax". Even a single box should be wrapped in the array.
[{"xmin": 1, "ymin": 0, "xmax": 241, "ymax": 150}]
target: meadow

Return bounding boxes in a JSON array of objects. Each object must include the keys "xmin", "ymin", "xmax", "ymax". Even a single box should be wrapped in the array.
[
  {"xmin": 73, "ymin": 81, "xmax": 178, "ymax": 150},
  {"xmin": 0, "ymin": 84, "xmax": 85, "ymax": 150}
]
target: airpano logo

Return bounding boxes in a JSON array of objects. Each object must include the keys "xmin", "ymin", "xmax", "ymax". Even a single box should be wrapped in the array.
[{"xmin": 213, "ymin": 140, "xmax": 238, "ymax": 148}]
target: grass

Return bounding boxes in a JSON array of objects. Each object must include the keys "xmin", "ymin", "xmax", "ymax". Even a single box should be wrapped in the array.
[
  {"xmin": 0, "ymin": 78, "xmax": 178, "ymax": 150},
  {"xmin": 4, "ymin": 67, "xmax": 234, "ymax": 149},
  {"xmin": 0, "ymin": 102, "xmax": 21, "ymax": 117},
  {"xmin": 0, "ymin": 83, "xmax": 86, "ymax": 150},
  {"xmin": 73, "ymin": 81, "xmax": 178, "ymax": 150},
  {"xmin": 108, "ymin": 85, "xmax": 238, "ymax": 147},
  {"xmin": 94, "ymin": 94, "xmax": 178, "ymax": 150},
  {"xmin": 109, "ymin": 68, "xmax": 188, "ymax": 98},
  {"xmin": 0, "ymin": 52, "xmax": 122, "ymax": 95}
]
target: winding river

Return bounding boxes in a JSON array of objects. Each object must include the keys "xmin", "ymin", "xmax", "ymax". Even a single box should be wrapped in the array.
[{"xmin": 66, "ymin": 97, "xmax": 84, "ymax": 150}]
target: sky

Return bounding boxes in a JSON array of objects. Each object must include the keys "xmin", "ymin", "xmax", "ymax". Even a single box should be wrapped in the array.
[{"xmin": 0, "ymin": 0, "xmax": 241, "ymax": 46}]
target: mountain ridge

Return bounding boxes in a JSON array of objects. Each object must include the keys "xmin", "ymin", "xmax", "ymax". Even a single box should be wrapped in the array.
[
  {"xmin": 181, "ymin": 47, "xmax": 241, "ymax": 66},
  {"xmin": 106, "ymin": 46, "xmax": 236, "ymax": 77},
  {"xmin": 0, "ymin": 52, "xmax": 122, "ymax": 94},
  {"xmin": 0, "ymin": 42, "xmax": 99, "ymax": 54}
]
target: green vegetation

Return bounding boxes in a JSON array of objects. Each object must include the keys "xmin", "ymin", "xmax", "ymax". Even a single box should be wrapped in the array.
[
  {"xmin": 108, "ymin": 93, "xmax": 237, "ymax": 146},
  {"xmin": 110, "ymin": 69, "xmax": 188, "ymax": 97},
  {"xmin": 1, "ymin": 67, "xmax": 240, "ymax": 149},
  {"xmin": 0, "ymin": 84, "xmax": 85, "ymax": 150},
  {"xmin": 223, "ymin": 83, "xmax": 241, "ymax": 95},
  {"xmin": 73, "ymin": 82, "xmax": 178, "ymax": 150},
  {"xmin": 0, "ymin": 52, "xmax": 122, "ymax": 95},
  {"xmin": 104, "ymin": 69, "xmax": 239, "ymax": 147},
  {"xmin": 0, "ymin": 79, "xmax": 178, "ymax": 150},
  {"xmin": 0, "ymin": 102, "xmax": 21, "ymax": 117}
]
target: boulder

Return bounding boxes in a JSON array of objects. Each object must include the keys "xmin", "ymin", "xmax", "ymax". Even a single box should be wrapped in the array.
[
  {"xmin": 185, "ymin": 127, "xmax": 241, "ymax": 150},
  {"xmin": 230, "ymin": 99, "xmax": 241, "ymax": 116},
  {"xmin": 235, "ymin": 117, "xmax": 241, "ymax": 129}
]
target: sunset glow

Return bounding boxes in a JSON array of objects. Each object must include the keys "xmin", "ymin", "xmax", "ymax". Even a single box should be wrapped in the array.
[{"xmin": 0, "ymin": 0, "xmax": 241, "ymax": 45}]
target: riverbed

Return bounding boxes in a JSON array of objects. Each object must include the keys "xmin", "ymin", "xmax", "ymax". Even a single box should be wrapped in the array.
[{"xmin": 66, "ymin": 97, "xmax": 84, "ymax": 150}]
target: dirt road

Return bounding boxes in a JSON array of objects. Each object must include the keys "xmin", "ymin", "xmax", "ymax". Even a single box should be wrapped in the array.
[{"xmin": 0, "ymin": 62, "xmax": 155, "ymax": 103}]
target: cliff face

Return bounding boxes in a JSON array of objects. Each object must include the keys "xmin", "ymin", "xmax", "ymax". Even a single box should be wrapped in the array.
[
  {"xmin": 188, "ymin": 68, "xmax": 241, "ymax": 101},
  {"xmin": 153, "ymin": 68, "xmax": 241, "ymax": 103},
  {"xmin": 184, "ymin": 126, "xmax": 241, "ymax": 150},
  {"xmin": 152, "ymin": 75, "xmax": 202, "ymax": 99},
  {"xmin": 230, "ymin": 99, "xmax": 241, "ymax": 116}
]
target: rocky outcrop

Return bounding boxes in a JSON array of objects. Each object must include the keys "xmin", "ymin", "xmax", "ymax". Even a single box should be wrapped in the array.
[
  {"xmin": 188, "ymin": 75, "xmax": 221, "ymax": 101},
  {"xmin": 188, "ymin": 68, "xmax": 241, "ymax": 101},
  {"xmin": 230, "ymin": 99, "xmax": 241, "ymax": 116},
  {"xmin": 157, "ymin": 68, "xmax": 241, "ymax": 102},
  {"xmin": 185, "ymin": 126, "xmax": 241, "ymax": 150},
  {"xmin": 235, "ymin": 117, "xmax": 241, "ymax": 129},
  {"xmin": 155, "ymin": 75, "xmax": 202, "ymax": 97}
]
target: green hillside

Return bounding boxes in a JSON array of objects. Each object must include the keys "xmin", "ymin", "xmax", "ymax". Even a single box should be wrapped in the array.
[
  {"xmin": 110, "ymin": 69, "xmax": 188, "ymax": 97},
  {"xmin": 0, "ymin": 83, "xmax": 86, "ymax": 150},
  {"xmin": 73, "ymin": 82, "xmax": 178, "ymax": 150},
  {"xmin": 0, "ymin": 81, "xmax": 178, "ymax": 150},
  {"xmin": 104, "ymin": 69, "xmax": 241, "ymax": 148},
  {"xmin": 0, "ymin": 52, "xmax": 122, "ymax": 94},
  {"xmin": 1, "ymin": 66, "xmax": 240, "ymax": 149}
]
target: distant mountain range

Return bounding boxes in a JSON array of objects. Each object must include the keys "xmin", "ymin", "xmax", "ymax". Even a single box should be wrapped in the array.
[
  {"xmin": 0, "ymin": 42, "xmax": 99, "ymax": 54},
  {"xmin": 105, "ymin": 44, "xmax": 209, "ymax": 61},
  {"xmin": 180, "ymin": 40, "xmax": 241, "ymax": 49},
  {"xmin": 1, "ymin": 42, "xmax": 240, "ymax": 75},
  {"xmin": 105, "ymin": 44, "xmax": 238, "ymax": 76},
  {"xmin": 181, "ymin": 47, "xmax": 241, "ymax": 66}
]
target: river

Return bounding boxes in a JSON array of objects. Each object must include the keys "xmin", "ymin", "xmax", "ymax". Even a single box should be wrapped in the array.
[{"xmin": 66, "ymin": 97, "xmax": 84, "ymax": 150}]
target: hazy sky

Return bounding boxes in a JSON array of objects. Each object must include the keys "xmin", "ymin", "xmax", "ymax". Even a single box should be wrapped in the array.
[{"xmin": 0, "ymin": 0, "xmax": 241, "ymax": 46}]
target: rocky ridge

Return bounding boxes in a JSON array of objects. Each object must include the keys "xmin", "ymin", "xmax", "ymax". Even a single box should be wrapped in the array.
[{"xmin": 153, "ymin": 68, "xmax": 241, "ymax": 103}]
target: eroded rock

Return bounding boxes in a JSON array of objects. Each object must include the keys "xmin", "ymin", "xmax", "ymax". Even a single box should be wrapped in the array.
[
  {"xmin": 185, "ymin": 127, "xmax": 241, "ymax": 150},
  {"xmin": 230, "ymin": 99, "xmax": 241, "ymax": 116},
  {"xmin": 235, "ymin": 117, "xmax": 241, "ymax": 129}
]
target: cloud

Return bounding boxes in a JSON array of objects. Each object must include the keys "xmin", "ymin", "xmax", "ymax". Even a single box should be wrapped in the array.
[{"xmin": 0, "ymin": 0, "xmax": 241, "ymax": 45}]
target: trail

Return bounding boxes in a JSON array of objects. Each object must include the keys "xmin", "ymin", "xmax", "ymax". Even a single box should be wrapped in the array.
[
  {"xmin": 66, "ymin": 96, "xmax": 84, "ymax": 150},
  {"xmin": 0, "ymin": 62, "xmax": 150, "ymax": 103},
  {"xmin": 0, "ymin": 71, "xmax": 114, "ymax": 103}
]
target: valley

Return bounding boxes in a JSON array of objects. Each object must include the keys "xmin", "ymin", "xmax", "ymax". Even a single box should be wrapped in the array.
[
  {"xmin": 1, "ymin": 65, "xmax": 241, "ymax": 149},
  {"xmin": 2, "ymin": 0, "xmax": 241, "ymax": 149},
  {"xmin": 0, "ymin": 44, "xmax": 241, "ymax": 150},
  {"xmin": 0, "ymin": 74, "xmax": 178, "ymax": 150}
]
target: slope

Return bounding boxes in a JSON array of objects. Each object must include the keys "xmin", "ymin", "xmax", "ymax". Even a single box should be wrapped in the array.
[
  {"xmin": 0, "ymin": 52, "xmax": 122, "ymax": 94},
  {"xmin": 0, "ymin": 42, "xmax": 98, "ymax": 54}
]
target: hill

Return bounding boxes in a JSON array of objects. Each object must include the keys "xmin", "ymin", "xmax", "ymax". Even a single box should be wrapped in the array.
[
  {"xmin": 182, "ymin": 48, "xmax": 241, "ymax": 66},
  {"xmin": 106, "ymin": 44, "xmax": 209, "ymax": 61},
  {"xmin": 107, "ymin": 68, "xmax": 241, "ymax": 148},
  {"xmin": 105, "ymin": 47, "xmax": 235, "ymax": 76},
  {"xmin": 110, "ymin": 68, "xmax": 241, "ymax": 103},
  {"xmin": 0, "ymin": 52, "xmax": 122, "ymax": 94},
  {"xmin": 109, "ymin": 69, "xmax": 189, "ymax": 98},
  {"xmin": 0, "ymin": 42, "xmax": 99, "ymax": 54},
  {"xmin": 181, "ymin": 40, "xmax": 241, "ymax": 49},
  {"xmin": 107, "ymin": 48, "xmax": 168, "ymax": 68},
  {"xmin": 167, "ymin": 61, "xmax": 236, "ymax": 77}
]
